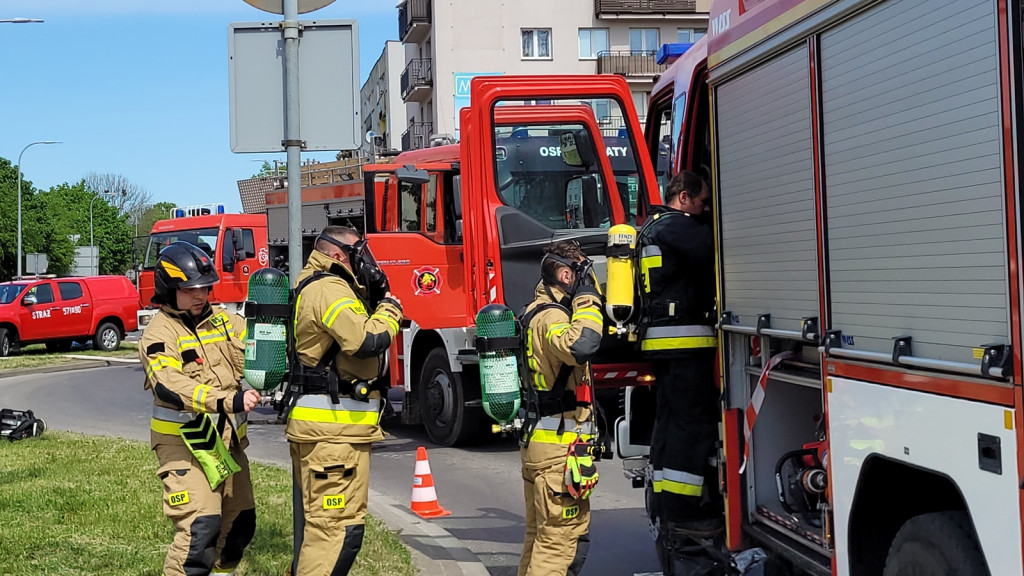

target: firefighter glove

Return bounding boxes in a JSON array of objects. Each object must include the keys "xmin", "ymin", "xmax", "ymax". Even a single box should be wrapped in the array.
[
  {"xmin": 572, "ymin": 284, "xmax": 601, "ymax": 308},
  {"xmin": 564, "ymin": 437, "xmax": 599, "ymax": 500}
]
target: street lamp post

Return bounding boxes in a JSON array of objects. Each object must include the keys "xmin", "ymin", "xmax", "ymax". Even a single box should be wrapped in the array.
[
  {"xmin": 0, "ymin": 18, "xmax": 44, "ymax": 23},
  {"xmin": 16, "ymin": 140, "xmax": 61, "ymax": 278},
  {"xmin": 89, "ymin": 189, "xmax": 126, "ymax": 275}
]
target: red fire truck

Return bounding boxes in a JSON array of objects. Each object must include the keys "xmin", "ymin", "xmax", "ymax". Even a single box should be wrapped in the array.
[
  {"xmin": 617, "ymin": 0, "xmax": 1024, "ymax": 574},
  {"xmin": 359, "ymin": 77, "xmax": 661, "ymax": 446},
  {"xmin": 138, "ymin": 204, "xmax": 268, "ymax": 329}
]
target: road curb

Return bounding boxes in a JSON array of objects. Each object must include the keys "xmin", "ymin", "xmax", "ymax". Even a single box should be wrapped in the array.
[
  {"xmin": 368, "ymin": 489, "xmax": 490, "ymax": 576},
  {"xmin": 0, "ymin": 359, "xmax": 126, "ymax": 379}
]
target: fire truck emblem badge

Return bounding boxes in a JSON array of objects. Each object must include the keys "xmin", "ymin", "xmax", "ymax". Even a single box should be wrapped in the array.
[
  {"xmin": 413, "ymin": 267, "xmax": 442, "ymax": 296},
  {"xmin": 258, "ymin": 247, "xmax": 269, "ymax": 267}
]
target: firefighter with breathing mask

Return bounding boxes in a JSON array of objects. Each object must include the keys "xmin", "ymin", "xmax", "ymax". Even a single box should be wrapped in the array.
[
  {"xmin": 286, "ymin": 225, "xmax": 402, "ymax": 576},
  {"xmin": 518, "ymin": 240, "xmax": 604, "ymax": 576},
  {"xmin": 140, "ymin": 241, "xmax": 261, "ymax": 576}
]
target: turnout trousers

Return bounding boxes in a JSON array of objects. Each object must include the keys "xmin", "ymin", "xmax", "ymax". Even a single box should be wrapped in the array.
[
  {"xmin": 649, "ymin": 349, "xmax": 720, "ymax": 523},
  {"xmin": 518, "ymin": 430, "xmax": 591, "ymax": 576},
  {"xmin": 155, "ymin": 443, "xmax": 256, "ymax": 576},
  {"xmin": 290, "ymin": 440, "xmax": 372, "ymax": 576}
]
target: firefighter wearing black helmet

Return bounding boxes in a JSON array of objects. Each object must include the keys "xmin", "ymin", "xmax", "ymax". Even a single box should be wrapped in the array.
[{"xmin": 139, "ymin": 241, "xmax": 262, "ymax": 576}]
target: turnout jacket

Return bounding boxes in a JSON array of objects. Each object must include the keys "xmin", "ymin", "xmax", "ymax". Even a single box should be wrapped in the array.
[
  {"xmin": 638, "ymin": 204, "xmax": 717, "ymax": 357},
  {"xmin": 522, "ymin": 283, "xmax": 603, "ymax": 468},
  {"xmin": 287, "ymin": 250, "xmax": 403, "ymax": 444},
  {"xmin": 140, "ymin": 304, "xmax": 249, "ymax": 450}
]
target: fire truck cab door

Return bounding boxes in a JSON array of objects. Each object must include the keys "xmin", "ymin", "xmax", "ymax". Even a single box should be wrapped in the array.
[{"xmin": 461, "ymin": 76, "xmax": 661, "ymax": 314}]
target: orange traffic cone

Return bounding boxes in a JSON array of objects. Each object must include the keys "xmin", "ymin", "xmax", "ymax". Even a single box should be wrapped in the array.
[{"xmin": 410, "ymin": 446, "xmax": 451, "ymax": 518}]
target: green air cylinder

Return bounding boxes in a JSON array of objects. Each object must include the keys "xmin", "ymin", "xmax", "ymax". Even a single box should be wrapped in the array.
[
  {"xmin": 476, "ymin": 304, "xmax": 521, "ymax": 424},
  {"xmin": 243, "ymin": 267, "xmax": 290, "ymax": 391}
]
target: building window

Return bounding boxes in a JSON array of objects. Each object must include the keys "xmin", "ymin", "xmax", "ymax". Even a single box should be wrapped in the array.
[
  {"xmin": 677, "ymin": 28, "xmax": 707, "ymax": 43},
  {"xmin": 578, "ymin": 28, "xmax": 609, "ymax": 59},
  {"xmin": 522, "ymin": 28, "xmax": 552, "ymax": 59},
  {"xmin": 630, "ymin": 28, "xmax": 660, "ymax": 53}
]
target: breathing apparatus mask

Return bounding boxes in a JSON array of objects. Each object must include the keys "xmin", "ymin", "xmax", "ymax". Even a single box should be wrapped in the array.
[
  {"xmin": 317, "ymin": 233, "xmax": 390, "ymax": 305},
  {"xmin": 542, "ymin": 250, "xmax": 599, "ymax": 301}
]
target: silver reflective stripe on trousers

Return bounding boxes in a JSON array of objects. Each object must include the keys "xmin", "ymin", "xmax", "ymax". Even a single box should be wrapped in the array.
[
  {"xmin": 294, "ymin": 394, "xmax": 381, "ymax": 412},
  {"xmin": 643, "ymin": 325, "xmax": 717, "ymax": 339},
  {"xmin": 535, "ymin": 416, "xmax": 595, "ymax": 436}
]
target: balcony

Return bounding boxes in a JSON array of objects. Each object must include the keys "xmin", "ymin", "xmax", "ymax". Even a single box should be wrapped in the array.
[
  {"xmin": 402, "ymin": 122, "xmax": 434, "ymax": 151},
  {"xmin": 595, "ymin": 0, "xmax": 697, "ymax": 17},
  {"xmin": 597, "ymin": 51, "xmax": 670, "ymax": 78},
  {"xmin": 401, "ymin": 58, "xmax": 433, "ymax": 103},
  {"xmin": 399, "ymin": 0, "xmax": 432, "ymax": 44}
]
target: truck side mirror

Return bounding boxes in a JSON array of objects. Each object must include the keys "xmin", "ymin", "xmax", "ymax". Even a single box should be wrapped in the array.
[
  {"xmin": 565, "ymin": 175, "xmax": 599, "ymax": 228},
  {"xmin": 559, "ymin": 130, "xmax": 596, "ymax": 169},
  {"xmin": 221, "ymin": 232, "xmax": 236, "ymax": 273},
  {"xmin": 232, "ymin": 229, "xmax": 246, "ymax": 260},
  {"xmin": 396, "ymin": 164, "xmax": 430, "ymax": 185},
  {"xmin": 452, "ymin": 175, "xmax": 462, "ymax": 220},
  {"xmin": 22, "ymin": 294, "xmax": 37, "ymax": 307}
]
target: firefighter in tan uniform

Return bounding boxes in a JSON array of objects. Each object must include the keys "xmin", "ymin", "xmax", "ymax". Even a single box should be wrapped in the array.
[
  {"xmin": 518, "ymin": 241, "xmax": 605, "ymax": 576},
  {"xmin": 140, "ymin": 241, "xmax": 261, "ymax": 576},
  {"xmin": 287, "ymin": 225, "xmax": 402, "ymax": 576}
]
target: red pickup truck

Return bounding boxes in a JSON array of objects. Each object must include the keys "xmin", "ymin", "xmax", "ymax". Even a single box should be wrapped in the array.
[{"xmin": 0, "ymin": 275, "xmax": 140, "ymax": 357}]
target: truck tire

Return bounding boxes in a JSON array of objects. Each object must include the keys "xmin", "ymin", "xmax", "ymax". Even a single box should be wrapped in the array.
[
  {"xmin": 46, "ymin": 340, "xmax": 74, "ymax": 353},
  {"xmin": 883, "ymin": 511, "xmax": 989, "ymax": 576},
  {"xmin": 0, "ymin": 328, "xmax": 10, "ymax": 357},
  {"xmin": 94, "ymin": 322, "xmax": 121, "ymax": 352},
  {"xmin": 418, "ymin": 348, "xmax": 482, "ymax": 447}
]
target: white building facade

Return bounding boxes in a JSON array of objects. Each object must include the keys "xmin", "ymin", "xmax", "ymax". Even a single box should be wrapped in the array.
[
  {"xmin": 360, "ymin": 40, "xmax": 411, "ymax": 155},
  {"xmin": 397, "ymin": 0, "xmax": 710, "ymax": 149}
]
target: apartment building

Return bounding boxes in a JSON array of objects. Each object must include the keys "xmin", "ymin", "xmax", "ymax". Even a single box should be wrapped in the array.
[
  {"xmin": 396, "ymin": 0, "xmax": 711, "ymax": 150},
  {"xmin": 359, "ymin": 40, "xmax": 411, "ymax": 155}
]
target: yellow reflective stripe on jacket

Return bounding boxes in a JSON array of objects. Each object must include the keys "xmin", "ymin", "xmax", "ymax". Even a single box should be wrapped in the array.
[
  {"xmin": 641, "ymin": 325, "xmax": 718, "ymax": 351},
  {"xmin": 177, "ymin": 327, "xmax": 231, "ymax": 352},
  {"xmin": 371, "ymin": 311, "xmax": 400, "ymax": 334},
  {"xmin": 151, "ymin": 406, "xmax": 248, "ymax": 439},
  {"xmin": 527, "ymin": 355, "xmax": 549, "ymax": 391},
  {"xmin": 571, "ymin": 308, "xmax": 602, "ymax": 324},
  {"xmin": 289, "ymin": 394, "xmax": 381, "ymax": 426},
  {"xmin": 322, "ymin": 298, "xmax": 365, "ymax": 328},
  {"xmin": 640, "ymin": 245, "xmax": 663, "ymax": 293},
  {"xmin": 545, "ymin": 322, "xmax": 571, "ymax": 342},
  {"xmin": 146, "ymin": 355, "xmax": 183, "ymax": 377},
  {"xmin": 192, "ymin": 385, "xmax": 212, "ymax": 413}
]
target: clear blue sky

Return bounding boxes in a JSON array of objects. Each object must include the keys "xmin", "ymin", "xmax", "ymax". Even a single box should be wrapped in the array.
[{"xmin": 0, "ymin": 0, "xmax": 395, "ymax": 213}]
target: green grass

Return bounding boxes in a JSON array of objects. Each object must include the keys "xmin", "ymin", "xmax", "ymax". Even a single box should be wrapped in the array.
[
  {"xmin": 0, "ymin": 432, "xmax": 415, "ymax": 576},
  {"xmin": 0, "ymin": 342, "xmax": 137, "ymax": 370}
]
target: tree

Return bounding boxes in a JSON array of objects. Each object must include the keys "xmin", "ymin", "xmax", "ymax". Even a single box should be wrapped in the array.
[
  {"xmin": 136, "ymin": 202, "xmax": 176, "ymax": 239},
  {"xmin": 36, "ymin": 183, "xmax": 134, "ymax": 276},
  {"xmin": 0, "ymin": 157, "xmax": 75, "ymax": 280},
  {"xmin": 251, "ymin": 161, "xmax": 286, "ymax": 179},
  {"xmin": 83, "ymin": 172, "xmax": 152, "ymax": 218}
]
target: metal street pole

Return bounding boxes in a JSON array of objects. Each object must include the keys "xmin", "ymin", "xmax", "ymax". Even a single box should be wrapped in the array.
[
  {"xmin": 0, "ymin": 18, "xmax": 44, "ymax": 23},
  {"xmin": 16, "ymin": 140, "xmax": 60, "ymax": 278},
  {"xmin": 283, "ymin": 0, "xmax": 303, "ymax": 286}
]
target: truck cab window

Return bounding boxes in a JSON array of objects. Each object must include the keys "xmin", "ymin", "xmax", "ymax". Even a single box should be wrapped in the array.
[
  {"xmin": 399, "ymin": 181, "xmax": 423, "ymax": 232},
  {"xmin": 242, "ymin": 229, "xmax": 256, "ymax": 259},
  {"xmin": 58, "ymin": 282, "xmax": 83, "ymax": 301},
  {"xmin": 28, "ymin": 284, "xmax": 54, "ymax": 305},
  {"xmin": 143, "ymin": 227, "xmax": 220, "ymax": 268},
  {"xmin": 492, "ymin": 122, "xmax": 611, "ymax": 229}
]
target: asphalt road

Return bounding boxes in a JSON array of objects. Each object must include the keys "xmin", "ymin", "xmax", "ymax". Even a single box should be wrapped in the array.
[{"xmin": 0, "ymin": 364, "xmax": 660, "ymax": 575}]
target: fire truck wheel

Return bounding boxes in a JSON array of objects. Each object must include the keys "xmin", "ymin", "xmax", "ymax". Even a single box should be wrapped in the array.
[
  {"xmin": 883, "ymin": 511, "xmax": 987, "ymax": 576},
  {"xmin": 94, "ymin": 322, "xmax": 121, "ymax": 352},
  {"xmin": 0, "ymin": 328, "xmax": 10, "ymax": 357},
  {"xmin": 418, "ymin": 348, "xmax": 482, "ymax": 447}
]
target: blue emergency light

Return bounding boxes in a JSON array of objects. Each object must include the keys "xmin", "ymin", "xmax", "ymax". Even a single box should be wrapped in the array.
[
  {"xmin": 174, "ymin": 209, "xmax": 185, "ymax": 218},
  {"xmin": 656, "ymin": 43, "xmax": 693, "ymax": 65}
]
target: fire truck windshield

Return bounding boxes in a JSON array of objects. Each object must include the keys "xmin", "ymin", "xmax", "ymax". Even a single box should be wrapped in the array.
[
  {"xmin": 0, "ymin": 284, "xmax": 26, "ymax": 305},
  {"xmin": 143, "ymin": 228, "xmax": 219, "ymax": 269}
]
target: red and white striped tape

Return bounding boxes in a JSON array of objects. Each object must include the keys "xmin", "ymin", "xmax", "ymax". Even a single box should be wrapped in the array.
[{"xmin": 740, "ymin": 350, "xmax": 794, "ymax": 474}]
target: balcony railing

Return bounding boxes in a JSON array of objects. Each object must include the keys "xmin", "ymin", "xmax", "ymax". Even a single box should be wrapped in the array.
[
  {"xmin": 596, "ymin": 0, "xmax": 697, "ymax": 16},
  {"xmin": 401, "ymin": 58, "xmax": 433, "ymax": 102},
  {"xmin": 399, "ymin": 0, "xmax": 432, "ymax": 43},
  {"xmin": 402, "ymin": 122, "xmax": 434, "ymax": 151},
  {"xmin": 597, "ymin": 51, "xmax": 670, "ymax": 77}
]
